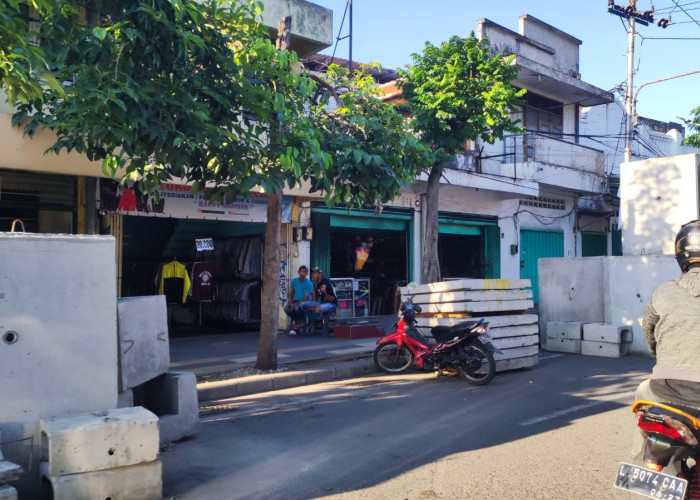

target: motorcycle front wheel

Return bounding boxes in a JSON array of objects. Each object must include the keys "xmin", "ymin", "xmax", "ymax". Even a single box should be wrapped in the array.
[
  {"xmin": 374, "ymin": 342, "xmax": 414, "ymax": 373},
  {"xmin": 459, "ymin": 342, "xmax": 495, "ymax": 385}
]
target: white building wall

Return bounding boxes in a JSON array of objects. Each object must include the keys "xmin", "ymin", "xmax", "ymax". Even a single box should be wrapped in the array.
[
  {"xmin": 579, "ymin": 100, "xmax": 700, "ymax": 178},
  {"xmin": 620, "ymin": 154, "xmax": 700, "ymax": 255},
  {"xmin": 519, "ymin": 15, "xmax": 580, "ymax": 76}
]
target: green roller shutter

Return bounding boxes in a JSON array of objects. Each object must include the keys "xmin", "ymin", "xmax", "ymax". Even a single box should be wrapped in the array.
[{"xmin": 520, "ymin": 229, "xmax": 564, "ymax": 303}]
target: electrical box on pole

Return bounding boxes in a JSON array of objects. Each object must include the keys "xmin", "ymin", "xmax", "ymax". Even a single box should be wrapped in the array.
[{"xmin": 607, "ymin": 1, "xmax": 673, "ymax": 163}]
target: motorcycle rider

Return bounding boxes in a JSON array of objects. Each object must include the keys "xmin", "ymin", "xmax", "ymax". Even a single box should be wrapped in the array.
[{"xmin": 632, "ymin": 220, "xmax": 700, "ymax": 457}]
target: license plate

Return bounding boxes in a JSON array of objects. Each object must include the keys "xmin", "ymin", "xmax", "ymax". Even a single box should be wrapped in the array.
[{"xmin": 614, "ymin": 462, "xmax": 687, "ymax": 499}]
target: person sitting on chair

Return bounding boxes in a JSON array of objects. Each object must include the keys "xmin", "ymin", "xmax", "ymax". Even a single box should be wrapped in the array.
[
  {"xmin": 285, "ymin": 265, "xmax": 314, "ymax": 335},
  {"xmin": 303, "ymin": 267, "xmax": 337, "ymax": 333}
]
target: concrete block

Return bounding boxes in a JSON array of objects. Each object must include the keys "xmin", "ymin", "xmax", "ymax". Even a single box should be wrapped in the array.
[
  {"xmin": 133, "ymin": 372, "xmax": 199, "ymax": 445},
  {"xmin": 546, "ymin": 321, "xmax": 583, "ymax": 340},
  {"xmin": 495, "ymin": 354, "xmax": 539, "ymax": 372},
  {"xmin": 117, "ymin": 295, "xmax": 170, "ymax": 392},
  {"xmin": 40, "ymin": 407, "xmax": 159, "ymax": 476},
  {"xmin": 581, "ymin": 340, "xmax": 630, "ymax": 358},
  {"xmin": 0, "ymin": 485, "xmax": 17, "ymax": 500},
  {"xmin": 0, "ymin": 234, "xmax": 119, "ymax": 497},
  {"xmin": 546, "ymin": 337, "xmax": 581, "ymax": 354},
  {"xmin": 40, "ymin": 459, "xmax": 162, "ymax": 500},
  {"xmin": 582, "ymin": 323, "xmax": 633, "ymax": 343}
]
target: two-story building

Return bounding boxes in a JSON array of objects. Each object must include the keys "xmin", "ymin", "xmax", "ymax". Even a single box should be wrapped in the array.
[{"xmin": 303, "ymin": 15, "xmax": 616, "ymax": 306}]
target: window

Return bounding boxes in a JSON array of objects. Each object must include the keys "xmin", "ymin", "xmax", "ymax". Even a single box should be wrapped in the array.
[{"xmin": 524, "ymin": 94, "xmax": 563, "ymax": 135}]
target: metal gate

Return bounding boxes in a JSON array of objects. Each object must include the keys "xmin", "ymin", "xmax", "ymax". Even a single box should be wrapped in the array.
[
  {"xmin": 520, "ymin": 229, "xmax": 564, "ymax": 303},
  {"xmin": 582, "ymin": 232, "xmax": 607, "ymax": 257}
]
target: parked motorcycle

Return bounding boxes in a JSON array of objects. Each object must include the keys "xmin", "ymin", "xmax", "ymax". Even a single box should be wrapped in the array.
[
  {"xmin": 614, "ymin": 400, "xmax": 700, "ymax": 499},
  {"xmin": 373, "ymin": 295, "xmax": 500, "ymax": 385}
]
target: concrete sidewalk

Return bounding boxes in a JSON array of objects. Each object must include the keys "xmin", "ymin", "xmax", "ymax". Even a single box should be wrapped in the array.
[{"xmin": 169, "ymin": 315, "xmax": 398, "ymax": 402}]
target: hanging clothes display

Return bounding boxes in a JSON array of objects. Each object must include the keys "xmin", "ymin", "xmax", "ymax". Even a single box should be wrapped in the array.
[
  {"xmin": 191, "ymin": 262, "xmax": 215, "ymax": 302},
  {"xmin": 156, "ymin": 260, "xmax": 191, "ymax": 304}
]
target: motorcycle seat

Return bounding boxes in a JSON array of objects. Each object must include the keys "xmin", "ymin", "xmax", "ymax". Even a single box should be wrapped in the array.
[{"xmin": 431, "ymin": 319, "xmax": 484, "ymax": 343}]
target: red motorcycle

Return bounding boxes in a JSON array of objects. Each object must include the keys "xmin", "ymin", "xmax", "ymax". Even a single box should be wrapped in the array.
[
  {"xmin": 615, "ymin": 400, "xmax": 700, "ymax": 499},
  {"xmin": 373, "ymin": 296, "xmax": 499, "ymax": 385}
]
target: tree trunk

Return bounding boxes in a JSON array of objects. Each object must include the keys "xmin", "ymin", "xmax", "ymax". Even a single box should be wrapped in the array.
[
  {"xmin": 421, "ymin": 166, "xmax": 442, "ymax": 284},
  {"xmin": 256, "ymin": 191, "xmax": 282, "ymax": 370},
  {"xmin": 255, "ymin": 17, "xmax": 291, "ymax": 370}
]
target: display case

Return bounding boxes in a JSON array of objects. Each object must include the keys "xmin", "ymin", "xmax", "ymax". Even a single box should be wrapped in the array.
[
  {"xmin": 330, "ymin": 277, "xmax": 354, "ymax": 319},
  {"xmin": 353, "ymin": 278, "xmax": 371, "ymax": 317}
]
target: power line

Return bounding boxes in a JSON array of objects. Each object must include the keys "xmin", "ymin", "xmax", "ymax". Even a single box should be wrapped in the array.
[{"xmin": 671, "ymin": 0, "xmax": 700, "ymax": 27}]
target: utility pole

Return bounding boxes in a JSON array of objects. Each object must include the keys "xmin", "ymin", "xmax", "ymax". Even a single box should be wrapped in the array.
[
  {"xmin": 624, "ymin": 8, "xmax": 635, "ymax": 163},
  {"xmin": 607, "ymin": 0, "xmax": 671, "ymax": 163}
]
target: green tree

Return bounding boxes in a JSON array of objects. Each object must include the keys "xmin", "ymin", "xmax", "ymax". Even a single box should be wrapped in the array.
[
  {"xmin": 684, "ymin": 107, "xmax": 700, "ymax": 147},
  {"xmin": 2, "ymin": 0, "xmax": 429, "ymax": 370},
  {"xmin": 398, "ymin": 34, "xmax": 524, "ymax": 283},
  {"xmin": 0, "ymin": 0, "xmax": 70, "ymax": 105}
]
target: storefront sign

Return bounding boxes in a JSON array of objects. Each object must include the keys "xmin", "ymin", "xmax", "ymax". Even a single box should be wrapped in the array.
[{"xmin": 99, "ymin": 179, "xmax": 292, "ymax": 223}]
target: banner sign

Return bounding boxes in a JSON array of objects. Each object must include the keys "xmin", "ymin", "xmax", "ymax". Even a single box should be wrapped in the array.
[{"xmin": 99, "ymin": 179, "xmax": 291, "ymax": 223}]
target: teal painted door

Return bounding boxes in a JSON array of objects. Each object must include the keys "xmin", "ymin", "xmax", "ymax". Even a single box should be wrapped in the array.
[{"xmin": 520, "ymin": 229, "xmax": 564, "ymax": 303}]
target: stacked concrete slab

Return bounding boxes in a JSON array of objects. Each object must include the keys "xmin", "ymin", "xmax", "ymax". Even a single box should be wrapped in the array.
[
  {"xmin": 117, "ymin": 296, "xmax": 199, "ymax": 444},
  {"xmin": 545, "ymin": 321, "xmax": 632, "ymax": 358},
  {"xmin": 400, "ymin": 279, "xmax": 538, "ymax": 372},
  {"xmin": 39, "ymin": 407, "xmax": 161, "ymax": 500}
]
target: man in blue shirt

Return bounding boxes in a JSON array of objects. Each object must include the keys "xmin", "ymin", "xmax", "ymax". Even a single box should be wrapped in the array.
[{"xmin": 285, "ymin": 265, "xmax": 314, "ymax": 335}]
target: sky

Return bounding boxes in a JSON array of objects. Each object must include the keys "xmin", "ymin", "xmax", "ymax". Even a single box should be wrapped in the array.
[{"xmin": 312, "ymin": 0, "xmax": 700, "ymax": 126}]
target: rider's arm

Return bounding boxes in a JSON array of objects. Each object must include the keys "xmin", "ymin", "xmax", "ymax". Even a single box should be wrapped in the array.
[{"xmin": 642, "ymin": 300, "xmax": 660, "ymax": 355}]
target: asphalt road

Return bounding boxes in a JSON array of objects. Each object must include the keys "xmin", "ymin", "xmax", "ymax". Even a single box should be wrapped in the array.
[{"xmin": 161, "ymin": 352, "xmax": 654, "ymax": 499}]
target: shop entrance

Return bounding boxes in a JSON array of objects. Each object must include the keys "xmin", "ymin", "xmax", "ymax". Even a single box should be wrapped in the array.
[
  {"xmin": 437, "ymin": 215, "xmax": 500, "ymax": 280},
  {"xmin": 329, "ymin": 227, "xmax": 408, "ymax": 316},
  {"xmin": 311, "ymin": 207, "xmax": 412, "ymax": 317},
  {"xmin": 439, "ymin": 233, "xmax": 485, "ymax": 278},
  {"xmin": 121, "ymin": 215, "xmax": 266, "ymax": 335}
]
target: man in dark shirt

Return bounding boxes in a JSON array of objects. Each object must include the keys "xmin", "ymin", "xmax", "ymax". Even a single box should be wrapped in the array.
[{"xmin": 302, "ymin": 267, "xmax": 337, "ymax": 330}]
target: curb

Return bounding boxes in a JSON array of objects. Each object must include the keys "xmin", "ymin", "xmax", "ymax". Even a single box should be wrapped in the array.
[{"xmin": 197, "ymin": 357, "xmax": 377, "ymax": 402}]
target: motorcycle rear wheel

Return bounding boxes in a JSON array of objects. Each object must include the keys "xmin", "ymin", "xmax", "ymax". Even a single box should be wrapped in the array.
[
  {"xmin": 374, "ymin": 342, "xmax": 414, "ymax": 373},
  {"xmin": 459, "ymin": 342, "xmax": 495, "ymax": 385}
]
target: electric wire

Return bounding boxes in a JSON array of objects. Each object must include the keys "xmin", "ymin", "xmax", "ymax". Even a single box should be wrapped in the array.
[
  {"xmin": 329, "ymin": 0, "xmax": 351, "ymax": 64},
  {"xmin": 670, "ymin": 0, "xmax": 700, "ymax": 27}
]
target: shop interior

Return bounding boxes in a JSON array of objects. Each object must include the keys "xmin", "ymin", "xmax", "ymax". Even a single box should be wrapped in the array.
[
  {"xmin": 120, "ymin": 215, "xmax": 265, "ymax": 336},
  {"xmin": 438, "ymin": 233, "xmax": 486, "ymax": 279},
  {"xmin": 328, "ymin": 227, "xmax": 408, "ymax": 317}
]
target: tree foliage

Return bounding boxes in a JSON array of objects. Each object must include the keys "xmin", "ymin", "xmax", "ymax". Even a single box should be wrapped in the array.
[
  {"xmin": 398, "ymin": 33, "xmax": 524, "ymax": 163},
  {"xmin": 0, "ymin": 0, "xmax": 70, "ymax": 105},
  {"xmin": 397, "ymin": 33, "xmax": 524, "ymax": 283},
  {"xmin": 1, "ymin": 0, "xmax": 430, "ymax": 369},
  {"xmin": 684, "ymin": 106, "xmax": 700, "ymax": 147}
]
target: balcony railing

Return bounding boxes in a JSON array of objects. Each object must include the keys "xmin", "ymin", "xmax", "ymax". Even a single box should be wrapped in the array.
[{"xmin": 502, "ymin": 132, "xmax": 605, "ymax": 177}]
